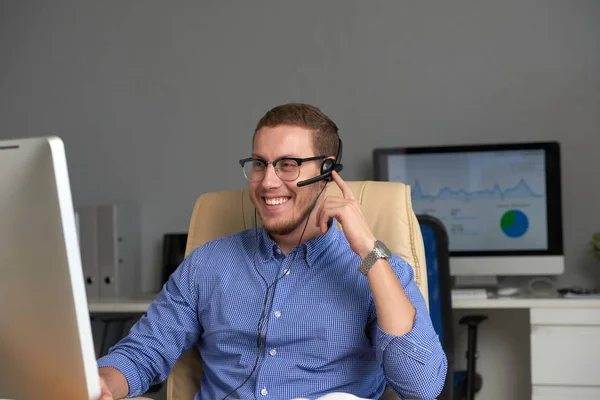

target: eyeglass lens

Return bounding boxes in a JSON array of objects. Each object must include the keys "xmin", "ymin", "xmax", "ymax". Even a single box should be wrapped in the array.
[{"xmin": 242, "ymin": 159, "xmax": 300, "ymax": 181}]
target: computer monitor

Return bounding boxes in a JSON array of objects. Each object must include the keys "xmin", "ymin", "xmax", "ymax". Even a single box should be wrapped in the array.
[
  {"xmin": 0, "ymin": 136, "xmax": 101, "ymax": 400},
  {"xmin": 373, "ymin": 142, "xmax": 564, "ymax": 278}
]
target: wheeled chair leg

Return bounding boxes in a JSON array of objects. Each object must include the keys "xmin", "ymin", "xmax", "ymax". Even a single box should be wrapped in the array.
[{"xmin": 459, "ymin": 315, "xmax": 487, "ymax": 400}]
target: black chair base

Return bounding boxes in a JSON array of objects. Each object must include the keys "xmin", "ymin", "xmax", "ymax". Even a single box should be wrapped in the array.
[{"xmin": 453, "ymin": 315, "xmax": 487, "ymax": 400}]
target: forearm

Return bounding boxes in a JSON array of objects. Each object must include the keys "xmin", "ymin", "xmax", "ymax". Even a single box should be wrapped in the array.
[
  {"xmin": 97, "ymin": 247, "xmax": 204, "ymax": 397},
  {"xmin": 366, "ymin": 259, "xmax": 416, "ymax": 335},
  {"xmin": 367, "ymin": 255, "xmax": 448, "ymax": 398},
  {"xmin": 99, "ymin": 367, "xmax": 129, "ymax": 399},
  {"xmin": 378, "ymin": 326, "xmax": 448, "ymax": 400}
]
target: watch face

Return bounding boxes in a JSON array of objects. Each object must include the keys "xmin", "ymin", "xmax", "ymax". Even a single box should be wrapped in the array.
[{"xmin": 376, "ymin": 240, "xmax": 392, "ymax": 257}]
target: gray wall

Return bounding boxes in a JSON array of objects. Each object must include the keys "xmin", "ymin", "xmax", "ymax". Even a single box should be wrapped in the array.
[{"xmin": 1, "ymin": 0, "xmax": 599, "ymax": 295}]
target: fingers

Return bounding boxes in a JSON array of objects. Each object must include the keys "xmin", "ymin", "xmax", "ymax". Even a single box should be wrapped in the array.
[
  {"xmin": 315, "ymin": 200, "xmax": 327, "ymax": 233},
  {"xmin": 98, "ymin": 377, "xmax": 113, "ymax": 400},
  {"xmin": 317, "ymin": 204, "xmax": 337, "ymax": 234},
  {"xmin": 331, "ymin": 171, "xmax": 355, "ymax": 200},
  {"xmin": 315, "ymin": 197, "xmax": 346, "ymax": 233},
  {"xmin": 98, "ymin": 389, "xmax": 113, "ymax": 400}
]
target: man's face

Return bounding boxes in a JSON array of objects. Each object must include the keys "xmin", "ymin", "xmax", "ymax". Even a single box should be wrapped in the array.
[{"xmin": 249, "ymin": 125, "xmax": 323, "ymax": 236}]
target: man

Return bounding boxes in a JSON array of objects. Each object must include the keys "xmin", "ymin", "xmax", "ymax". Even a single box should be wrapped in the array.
[{"xmin": 97, "ymin": 103, "xmax": 447, "ymax": 400}]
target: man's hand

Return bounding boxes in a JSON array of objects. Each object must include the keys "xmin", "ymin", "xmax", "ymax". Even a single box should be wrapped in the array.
[
  {"xmin": 97, "ymin": 367, "xmax": 128, "ymax": 400},
  {"xmin": 315, "ymin": 170, "xmax": 376, "ymax": 259},
  {"xmin": 98, "ymin": 375, "xmax": 115, "ymax": 400},
  {"xmin": 317, "ymin": 171, "xmax": 417, "ymax": 335}
]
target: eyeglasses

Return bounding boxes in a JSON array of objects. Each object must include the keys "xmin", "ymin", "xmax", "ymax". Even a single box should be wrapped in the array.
[{"xmin": 239, "ymin": 156, "xmax": 326, "ymax": 182}]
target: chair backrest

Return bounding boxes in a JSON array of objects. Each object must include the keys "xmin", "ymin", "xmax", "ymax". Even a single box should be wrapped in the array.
[
  {"xmin": 167, "ymin": 181, "xmax": 429, "ymax": 400},
  {"xmin": 418, "ymin": 214, "xmax": 454, "ymax": 400}
]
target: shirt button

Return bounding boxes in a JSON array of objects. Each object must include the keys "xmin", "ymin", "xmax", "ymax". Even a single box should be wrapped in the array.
[
  {"xmin": 261, "ymin": 388, "xmax": 268, "ymax": 396},
  {"xmin": 269, "ymin": 348, "xmax": 277, "ymax": 356},
  {"xmin": 274, "ymin": 310, "xmax": 281, "ymax": 318},
  {"xmin": 285, "ymin": 269, "xmax": 290, "ymax": 275}
]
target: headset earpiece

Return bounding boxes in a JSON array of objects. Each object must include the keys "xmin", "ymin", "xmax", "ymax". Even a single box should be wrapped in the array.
[
  {"xmin": 296, "ymin": 138, "xmax": 344, "ymax": 187},
  {"xmin": 321, "ymin": 159, "xmax": 335, "ymax": 177}
]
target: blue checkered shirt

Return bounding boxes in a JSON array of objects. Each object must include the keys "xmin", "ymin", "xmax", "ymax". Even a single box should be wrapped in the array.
[{"xmin": 97, "ymin": 222, "xmax": 447, "ymax": 399}]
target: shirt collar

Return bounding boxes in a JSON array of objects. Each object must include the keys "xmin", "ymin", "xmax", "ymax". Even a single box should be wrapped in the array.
[{"xmin": 257, "ymin": 218, "xmax": 340, "ymax": 267}]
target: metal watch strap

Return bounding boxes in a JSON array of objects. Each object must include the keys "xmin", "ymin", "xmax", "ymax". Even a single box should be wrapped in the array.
[{"xmin": 358, "ymin": 240, "xmax": 390, "ymax": 276}]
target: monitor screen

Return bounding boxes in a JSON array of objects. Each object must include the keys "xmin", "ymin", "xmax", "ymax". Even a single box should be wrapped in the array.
[{"xmin": 374, "ymin": 142, "xmax": 563, "ymax": 257}]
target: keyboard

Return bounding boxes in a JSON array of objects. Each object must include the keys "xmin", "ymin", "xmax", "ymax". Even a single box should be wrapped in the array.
[{"xmin": 451, "ymin": 288, "xmax": 488, "ymax": 300}]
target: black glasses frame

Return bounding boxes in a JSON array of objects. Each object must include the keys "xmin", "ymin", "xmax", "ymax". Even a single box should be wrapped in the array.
[{"xmin": 239, "ymin": 156, "xmax": 326, "ymax": 181}]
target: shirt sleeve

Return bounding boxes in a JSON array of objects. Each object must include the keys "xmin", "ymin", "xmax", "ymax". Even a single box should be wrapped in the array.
[
  {"xmin": 369, "ymin": 254, "xmax": 448, "ymax": 400},
  {"xmin": 97, "ymin": 246, "xmax": 207, "ymax": 398}
]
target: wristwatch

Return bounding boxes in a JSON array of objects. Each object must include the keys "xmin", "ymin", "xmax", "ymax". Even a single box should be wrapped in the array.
[{"xmin": 358, "ymin": 240, "xmax": 392, "ymax": 276}]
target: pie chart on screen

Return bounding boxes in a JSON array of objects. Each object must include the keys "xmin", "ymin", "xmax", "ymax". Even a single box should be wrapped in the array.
[{"xmin": 501, "ymin": 210, "xmax": 529, "ymax": 238}]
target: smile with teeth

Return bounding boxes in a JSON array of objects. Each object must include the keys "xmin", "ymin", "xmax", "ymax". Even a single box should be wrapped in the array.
[{"xmin": 264, "ymin": 197, "xmax": 290, "ymax": 205}]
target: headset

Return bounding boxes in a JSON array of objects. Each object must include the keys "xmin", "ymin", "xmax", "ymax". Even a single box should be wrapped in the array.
[{"xmin": 296, "ymin": 138, "xmax": 343, "ymax": 187}]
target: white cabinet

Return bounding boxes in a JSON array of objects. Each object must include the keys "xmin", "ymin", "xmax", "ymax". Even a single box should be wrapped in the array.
[{"xmin": 531, "ymin": 307, "xmax": 600, "ymax": 399}]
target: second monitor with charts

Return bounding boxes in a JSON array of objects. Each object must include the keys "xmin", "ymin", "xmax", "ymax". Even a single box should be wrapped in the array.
[{"xmin": 373, "ymin": 142, "xmax": 564, "ymax": 278}]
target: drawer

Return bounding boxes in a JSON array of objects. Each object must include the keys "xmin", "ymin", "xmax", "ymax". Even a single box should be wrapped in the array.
[
  {"xmin": 533, "ymin": 384, "xmax": 600, "ymax": 399},
  {"xmin": 531, "ymin": 324, "xmax": 600, "ymax": 386},
  {"xmin": 531, "ymin": 307, "xmax": 600, "ymax": 325}
]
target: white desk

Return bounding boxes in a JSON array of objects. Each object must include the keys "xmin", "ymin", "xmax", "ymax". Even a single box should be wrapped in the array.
[
  {"xmin": 89, "ymin": 297, "xmax": 154, "ymax": 313},
  {"xmin": 89, "ymin": 295, "xmax": 600, "ymax": 313},
  {"xmin": 90, "ymin": 295, "xmax": 600, "ymax": 312},
  {"xmin": 453, "ymin": 296, "xmax": 600, "ymax": 309},
  {"xmin": 453, "ymin": 296, "xmax": 600, "ymax": 400},
  {"xmin": 89, "ymin": 296, "xmax": 600, "ymax": 400}
]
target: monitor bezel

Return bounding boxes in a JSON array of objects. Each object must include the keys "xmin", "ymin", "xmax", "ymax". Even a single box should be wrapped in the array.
[{"xmin": 373, "ymin": 141, "xmax": 563, "ymax": 258}]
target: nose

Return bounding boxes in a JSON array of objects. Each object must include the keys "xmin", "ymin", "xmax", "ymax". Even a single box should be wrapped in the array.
[{"xmin": 261, "ymin": 163, "xmax": 281, "ymax": 188}]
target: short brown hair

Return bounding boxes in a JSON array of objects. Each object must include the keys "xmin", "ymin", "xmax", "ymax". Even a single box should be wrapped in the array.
[{"xmin": 254, "ymin": 103, "xmax": 339, "ymax": 158}]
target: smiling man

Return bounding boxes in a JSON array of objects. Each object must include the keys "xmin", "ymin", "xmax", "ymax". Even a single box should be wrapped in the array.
[
  {"xmin": 245, "ymin": 123, "xmax": 334, "ymax": 253},
  {"xmin": 96, "ymin": 103, "xmax": 447, "ymax": 400}
]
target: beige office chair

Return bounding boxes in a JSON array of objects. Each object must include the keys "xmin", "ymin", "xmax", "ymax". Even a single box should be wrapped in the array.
[{"xmin": 141, "ymin": 180, "xmax": 429, "ymax": 400}]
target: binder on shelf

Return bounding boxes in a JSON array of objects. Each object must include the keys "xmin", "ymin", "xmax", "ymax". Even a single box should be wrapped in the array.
[
  {"xmin": 97, "ymin": 205, "xmax": 118, "ymax": 299},
  {"xmin": 76, "ymin": 203, "xmax": 140, "ymax": 300},
  {"xmin": 78, "ymin": 206, "xmax": 100, "ymax": 300}
]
